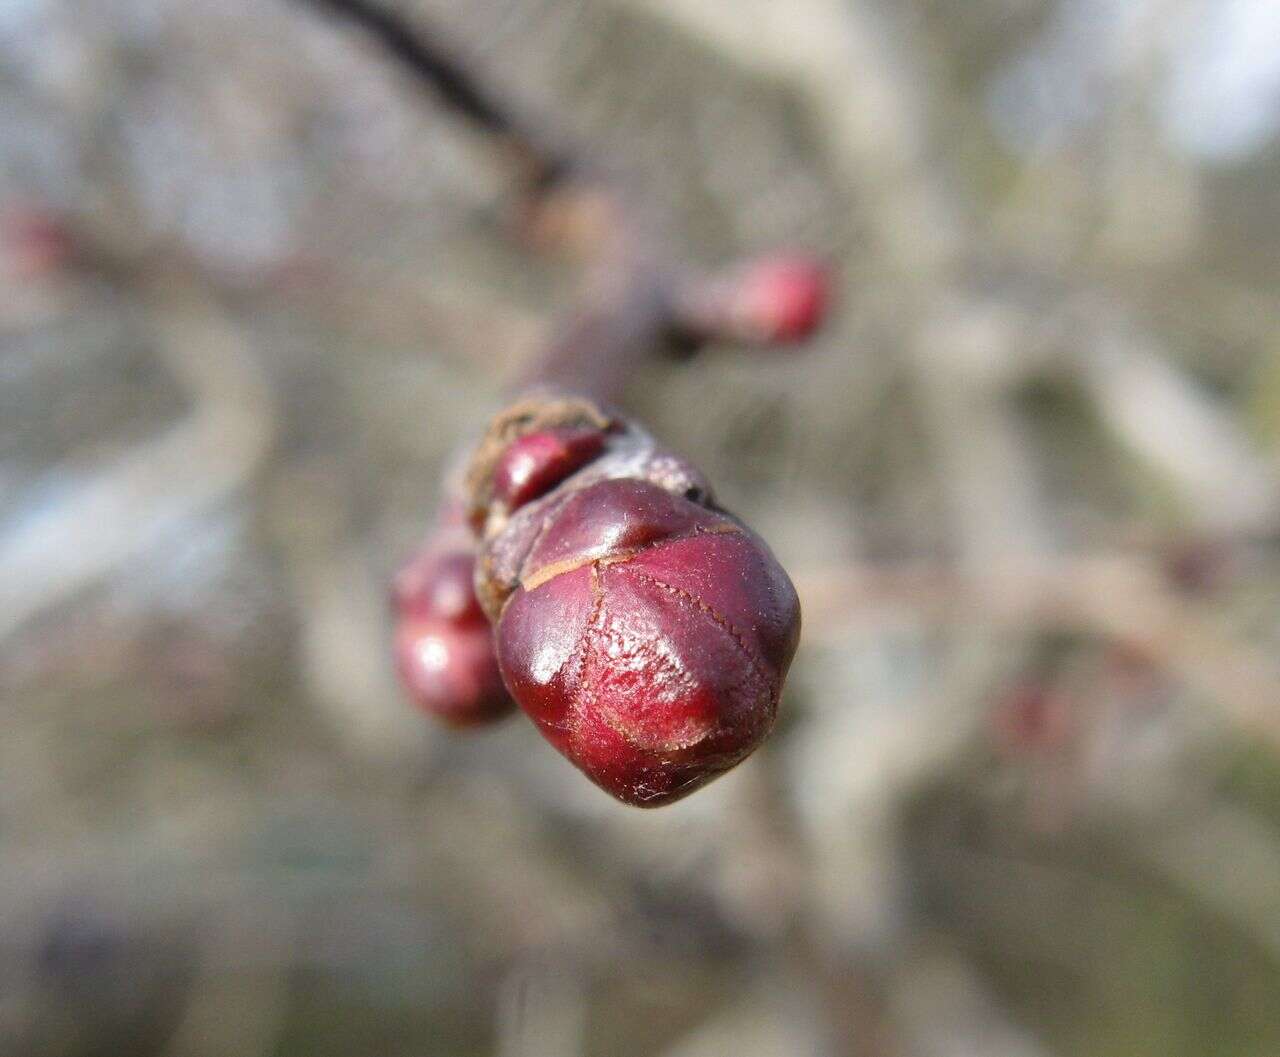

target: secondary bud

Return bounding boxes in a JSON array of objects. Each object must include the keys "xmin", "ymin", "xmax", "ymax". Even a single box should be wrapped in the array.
[
  {"xmin": 392, "ymin": 545, "xmax": 514, "ymax": 727},
  {"xmin": 670, "ymin": 252, "xmax": 832, "ymax": 352},
  {"xmin": 727, "ymin": 253, "xmax": 830, "ymax": 344},
  {"xmin": 491, "ymin": 426, "xmax": 607, "ymax": 512},
  {"xmin": 393, "ymin": 549, "xmax": 485, "ymax": 625}
]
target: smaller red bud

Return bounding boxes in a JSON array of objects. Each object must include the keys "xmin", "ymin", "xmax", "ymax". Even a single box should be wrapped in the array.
[
  {"xmin": 394, "ymin": 616, "xmax": 511, "ymax": 728},
  {"xmin": 392, "ymin": 545, "xmax": 514, "ymax": 727},
  {"xmin": 730, "ymin": 253, "xmax": 830, "ymax": 344},
  {"xmin": 491, "ymin": 427, "xmax": 607, "ymax": 512}
]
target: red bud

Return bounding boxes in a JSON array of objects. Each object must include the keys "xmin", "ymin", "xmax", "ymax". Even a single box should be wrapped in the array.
[
  {"xmin": 392, "ymin": 545, "xmax": 514, "ymax": 726},
  {"xmin": 730, "ymin": 253, "xmax": 830, "ymax": 344},
  {"xmin": 491, "ymin": 426, "xmax": 607, "ymax": 512},
  {"xmin": 493, "ymin": 478, "xmax": 800, "ymax": 806},
  {"xmin": 393, "ymin": 549, "xmax": 486, "ymax": 626}
]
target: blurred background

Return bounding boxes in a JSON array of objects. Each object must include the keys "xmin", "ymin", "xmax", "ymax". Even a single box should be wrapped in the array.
[{"xmin": 4, "ymin": 0, "xmax": 1280, "ymax": 1054}]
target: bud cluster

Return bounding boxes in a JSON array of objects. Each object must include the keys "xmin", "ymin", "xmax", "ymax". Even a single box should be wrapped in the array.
[
  {"xmin": 456, "ymin": 395, "xmax": 802, "ymax": 806},
  {"xmin": 388, "ymin": 260, "xmax": 829, "ymax": 804}
]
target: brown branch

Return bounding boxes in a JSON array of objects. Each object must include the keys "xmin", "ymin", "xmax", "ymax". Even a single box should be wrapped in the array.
[
  {"xmin": 294, "ymin": 1, "xmax": 679, "ymax": 403},
  {"xmin": 296, "ymin": 0, "xmax": 831, "ymax": 408},
  {"xmin": 299, "ymin": 0, "xmax": 576, "ymax": 190}
]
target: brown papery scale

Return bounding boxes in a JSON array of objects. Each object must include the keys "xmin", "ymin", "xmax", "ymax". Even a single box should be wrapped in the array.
[{"xmin": 466, "ymin": 394, "xmax": 801, "ymax": 807}]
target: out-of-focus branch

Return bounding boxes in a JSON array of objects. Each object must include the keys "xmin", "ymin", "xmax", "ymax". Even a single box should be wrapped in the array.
[
  {"xmin": 642, "ymin": 0, "xmax": 1280, "ymax": 547},
  {"xmin": 796, "ymin": 550, "xmax": 1280, "ymax": 752},
  {"xmin": 0, "ymin": 275, "xmax": 272, "ymax": 642},
  {"xmin": 1138, "ymin": 802, "xmax": 1280, "ymax": 960},
  {"xmin": 631, "ymin": 0, "xmax": 964, "ymax": 286},
  {"xmin": 1081, "ymin": 328, "xmax": 1280, "ymax": 534}
]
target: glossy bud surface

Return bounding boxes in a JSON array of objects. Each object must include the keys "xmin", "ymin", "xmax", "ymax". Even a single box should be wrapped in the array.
[
  {"xmin": 392, "ymin": 546, "xmax": 514, "ymax": 727},
  {"xmin": 491, "ymin": 426, "xmax": 607, "ymax": 512},
  {"xmin": 494, "ymin": 478, "xmax": 800, "ymax": 806}
]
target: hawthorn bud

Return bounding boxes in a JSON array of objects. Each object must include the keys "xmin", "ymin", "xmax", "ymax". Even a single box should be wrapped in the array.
[
  {"xmin": 392, "ymin": 545, "xmax": 514, "ymax": 727},
  {"xmin": 670, "ymin": 252, "xmax": 832, "ymax": 352},
  {"xmin": 491, "ymin": 426, "xmax": 606, "ymax": 513},
  {"xmin": 729, "ymin": 253, "xmax": 830, "ymax": 344},
  {"xmin": 468, "ymin": 403, "xmax": 800, "ymax": 806}
]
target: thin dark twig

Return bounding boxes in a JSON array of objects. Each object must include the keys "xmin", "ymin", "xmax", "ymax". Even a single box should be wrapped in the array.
[
  {"xmin": 297, "ymin": 0, "xmax": 828, "ymax": 416},
  {"xmin": 298, "ymin": 2, "xmax": 670, "ymax": 402},
  {"xmin": 299, "ymin": 0, "xmax": 574, "ymax": 187}
]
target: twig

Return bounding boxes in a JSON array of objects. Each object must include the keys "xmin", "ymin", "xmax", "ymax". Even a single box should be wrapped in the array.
[
  {"xmin": 310, "ymin": 3, "xmax": 830, "ymax": 807},
  {"xmin": 299, "ymin": 0, "xmax": 576, "ymax": 191},
  {"xmin": 298, "ymin": 0, "xmax": 827, "ymax": 412}
]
